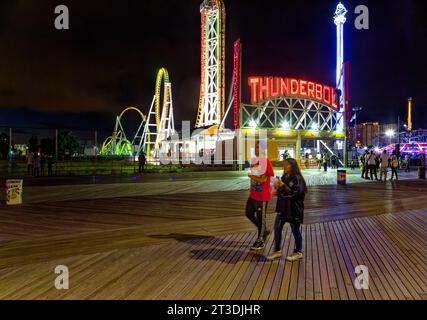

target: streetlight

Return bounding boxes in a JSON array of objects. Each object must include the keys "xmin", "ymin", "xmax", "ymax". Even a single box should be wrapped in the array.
[
  {"xmin": 386, "ymin": 129, "xmax": 395, "ymax": 146},
  {"xmin": 281, "ymin": 121, "xmax": 290, "ymax": 130},
  {"xmin": 311, "ymin": 123, "xmax": 319, "ymax": 131},
  {"xmin": 249, "ymin": 119, "xmax": 258, "ymax": 129}
]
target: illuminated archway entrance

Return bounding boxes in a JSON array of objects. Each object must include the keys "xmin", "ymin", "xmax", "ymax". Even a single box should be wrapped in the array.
[{"xmin": 240, "ymin": 92, "xmax": 345, "ymax": 165}]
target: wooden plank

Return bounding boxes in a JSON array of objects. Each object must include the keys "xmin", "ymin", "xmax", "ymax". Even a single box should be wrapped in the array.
[
  {"xmin": 353, "ymin": 217, "xmax": 412, "ymax": 300},
  {"xmin": 208, "ymin": 233, "xmax": 258, "ymax": 300},
  {"xmin": 361, "ymin": 216, "xmax": 425, "ymax": 299},
  {"xmin": 334, "ymin": 220, "xmax": 373, "ymax": 300},
  {"xmin": 340, "ymin": 219, "xmax": 391, "ymax": 300},
  {"xmin": 323, "ymin": 222, "xmax": 350, "ymax": 300},
  {"xmin": 151, "ymin": 236, "xmax": 228, "ymax": 300},
  {"xmin": 277, "ymin": 228, "xmax": 296, "ymax": 300},
  {"xmin": 182, "ymin": 233, "xmax": 247, "ymax": 299},
  {"xmin": 318, "ymin": 223, "xmax": 339, "ymax": 300},
  {"xmin": 263, "ymin": 224, "xmax": 292, "ymax": 300}
]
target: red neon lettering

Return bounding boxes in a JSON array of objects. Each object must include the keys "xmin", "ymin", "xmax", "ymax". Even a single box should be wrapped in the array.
[
  {"xmin": 332, "ymin": 89, "xmax": 338, "ymax": 110},
  {"xmin": 307, "ymin": 82, "xmax": 315, "ymax": 99},
  {"xmin": 259, "ymin": 77, "xmax": 270, "ymax": 101},
  {"xmin": 270, "ymin": 77, "xmax": 280, "ymax": 97},
  {"xmin": 248, "ymin": 77, "xmax": 336, "ymax": 109},
  {"xmin": 280, "ymin": 78, "xmax": 289, "ymax": 96},
  {"xmin": 291, "ymin": 79, "xmax": 299, "ymax": 95},
  {"xmin": 249, "ymin": 77, "xmax": 260, "ymax": 104},
  {"xmin": 233, "ymin": 40, "xmax": 241, "ymax": 129},
  {"xmin": 315, "ymin": 84, "xmax": 323, "ymax": 101},
  {"xmin": 300, "ymin": 80, "xmax": 307, "ymax": 96},
  {"xmin": 323, "ymin": 86, "xmax": 331, "ymax": 105}
]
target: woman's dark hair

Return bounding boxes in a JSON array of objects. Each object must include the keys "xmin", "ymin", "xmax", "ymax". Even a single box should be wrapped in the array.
[{"xmin": 284, "ymin": 158, "xmax": 308, "ymax": 194}]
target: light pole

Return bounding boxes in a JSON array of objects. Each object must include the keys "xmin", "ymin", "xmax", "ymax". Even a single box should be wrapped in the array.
[
  {"xmin": 352, "ymin": 107, "xmax": 362, "ymax": 147},
  {"xmin": 386, "ymin": 130, "xmax": 395, "ymax": 146}
]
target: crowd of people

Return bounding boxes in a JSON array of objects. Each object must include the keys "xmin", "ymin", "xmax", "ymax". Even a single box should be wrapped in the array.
[
  {"xmin": 26, "ymin": 151, "xmax": 55, "ymax": 177},
  {"xmin": 320, "ymin": 154, "xmax": 343, "ymax": 172},
  {"xmin": 356, "ymin": 150, "xmax": 420, "ymax": 181}
]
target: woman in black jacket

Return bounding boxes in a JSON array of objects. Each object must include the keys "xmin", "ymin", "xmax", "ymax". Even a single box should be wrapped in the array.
[{"xmin": 267, "ymin": 158, "xmax": 307, "ymax": 262}]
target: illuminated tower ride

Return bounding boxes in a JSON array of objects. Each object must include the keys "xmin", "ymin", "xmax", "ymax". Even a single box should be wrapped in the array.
[
  {"xmin": 195, "ymin": 0, "xmax": 226, "ymax": 128},
  {"xmin": 334, "ymin": 2, "xmax": 347, "ymax": 135}
]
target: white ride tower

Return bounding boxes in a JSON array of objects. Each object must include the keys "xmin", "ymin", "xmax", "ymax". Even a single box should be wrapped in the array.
[
  {"xmin": 195, "ymin": 0, "xmax": 226, "ymax": 128},
  {"xmin": 334, "ymin": 2, "xmax": 348, "ymax": 136},
  {"xmin": 144, "ymin": 68, "xmax": 175, "ymax": 160}
]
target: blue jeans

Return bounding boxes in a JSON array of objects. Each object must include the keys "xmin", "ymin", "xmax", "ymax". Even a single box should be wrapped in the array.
[{"xmin": 274, "ymin": 213, "xmax": 302, "ymax": 253}]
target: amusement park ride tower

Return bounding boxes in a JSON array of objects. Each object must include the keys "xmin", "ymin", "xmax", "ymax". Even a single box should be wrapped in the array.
[
  {"xmin": 334, "ymin": 3, "xmax": 348, "ymax": 142},
  {"xmin": 195, "ymin": 0, "xmax": 226, "ymax": 128}
]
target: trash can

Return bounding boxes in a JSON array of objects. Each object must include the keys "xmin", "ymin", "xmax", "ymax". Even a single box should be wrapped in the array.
[
  {"xmin": 337, "ymin": 170, "xmax": 347, "ymax": 186},
  {"xmin": 6, "ymin": 179, "xmax": 23, "ymax": 205},
  {"xmin": 419, "ymin": 166, "xmax": 426, "ymax": 180}
]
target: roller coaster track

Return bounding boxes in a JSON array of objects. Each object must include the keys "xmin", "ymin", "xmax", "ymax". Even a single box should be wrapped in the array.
[{"xmin": 101, "ymin": 68, "xmax": 175, "ymax": 159}]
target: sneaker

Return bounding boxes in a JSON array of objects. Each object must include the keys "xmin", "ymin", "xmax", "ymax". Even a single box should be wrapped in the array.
[
  {"xmin": 267, "ymin": 251, "xmax": 282, "ymax": 261},
  {"xmin": 286, "ymin": 252, "xmax": 303, "ymax": 262},
  {"xmin": 250, "ymin": 240, "xmax": 265, "ymax": 251},
  {"xmin": 262, "ymin": 229, "xmax": 271, "ymax": 242}
]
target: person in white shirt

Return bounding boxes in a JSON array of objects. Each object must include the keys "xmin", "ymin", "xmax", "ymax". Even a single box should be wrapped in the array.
[
  {"xmin": 379, "ymin": 150, "xmax": 390, "ymax": 181},
  {"xmin": 367, "ymin": 150, "xmax": 378, "ymax": 181}
]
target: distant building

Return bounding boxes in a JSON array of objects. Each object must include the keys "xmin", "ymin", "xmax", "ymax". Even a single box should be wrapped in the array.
[
  {"xmin": 349, "ymin": 123, "xmax": 399, "ymax": 148},
  {"xmin": 357, "ymin": 122, "xmax": 379, "ymax": 147}
]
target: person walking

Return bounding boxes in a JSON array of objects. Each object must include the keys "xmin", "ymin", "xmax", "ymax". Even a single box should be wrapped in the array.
[
  {"xmin": 367, "ymin": 150, "xmax": 378, "ymax": 181},
  {"xmin": 47, "ymin": 157, "xmax": 55, "ymax": 177},
  {"xmin": 245, "ymin": 141, "xmax": 275, "ymax": 251},
  {"xmin": 405, "ymin": 154, "xmax": 411, "ymax": 172},
  {"xmin": 350, "ymin": 158, "xmax": 355, "ymax": 170},
  {"xmin": 322, "ymin": 154, "xmax": 328, "ymax": 172},
  {"xmin": 362, "ymin": 150, "xmax": 370, "ymax": 179},
  {"xmin": 360, "ymin": 152, "xmax": 366, "ymax": 178},
  {"xmin": 26, "ymin": 152, "xmax": 34, "ymax": 176},
  {"xmin": 40, "ymin": 154, "xmax": 46, "ymax": 177},
  {"xmin": 138, "ymin": 152, "xmax": 146, "ymax": 174},
  {"xmin": 390, "ymin": 151, "xmax": 399, "ymax": 181},
  {"xmin": 33, "ymin": 154, "xmax": 40, "ymax": 177},
  {"xmin": 379, "ymin": 150, "xmax": 390, "ymax": 181},
  {"xmin": 331, "ymin": 155, "xmax": 336, "ymax": 169},
  {"xmin": 267, "ymin": 158, "xmax": 307, "ymax": 262}
]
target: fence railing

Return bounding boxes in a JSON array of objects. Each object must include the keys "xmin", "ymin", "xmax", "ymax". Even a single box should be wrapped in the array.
[{"xmin": 0, "ymin": 159, "xmax": 239, "ymax": 178}]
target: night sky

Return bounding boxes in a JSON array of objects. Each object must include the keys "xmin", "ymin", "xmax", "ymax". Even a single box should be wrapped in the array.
[{"xmin": 0, "ymin": 0, "xmax": 426, "ymax": 136}]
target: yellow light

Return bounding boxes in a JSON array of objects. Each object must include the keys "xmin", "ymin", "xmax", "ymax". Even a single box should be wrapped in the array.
[{"xmin": 155, "ymin": 68, "xmax": 170, "ymax": 128}]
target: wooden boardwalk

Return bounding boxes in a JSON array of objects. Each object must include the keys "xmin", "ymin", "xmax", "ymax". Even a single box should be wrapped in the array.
[
  {"xmin": 0, "ymin": 180, "xmax": 426, "ymax": 300},
  {"xmin": 1, "ymin": 170, "xmax": 417, "ymax": 204}
]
